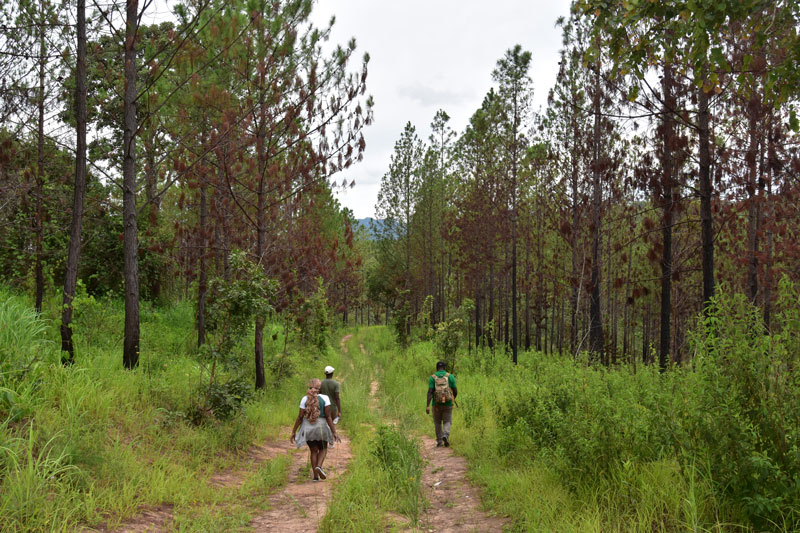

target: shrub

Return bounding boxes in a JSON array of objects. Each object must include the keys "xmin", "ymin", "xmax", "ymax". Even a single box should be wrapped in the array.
[{"xmin": 295, "ymin": 279, "xmax": 330, "ymax": 356}]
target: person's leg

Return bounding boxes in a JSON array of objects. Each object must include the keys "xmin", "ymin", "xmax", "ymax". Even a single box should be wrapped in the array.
[
  {"xmin": 432, "ymin": 405, "xmax": 443, "ymax": 445},
  {"xmin": 308, "ymin": 443, "xmax": 320, "ymax": 478},
  {"xmin": 441, "ymin": 405, "xmax": 453, "ymax": 446},
  {"xmin": 317, "ymin": 441, "xmax": 328, "ymax": 467}
]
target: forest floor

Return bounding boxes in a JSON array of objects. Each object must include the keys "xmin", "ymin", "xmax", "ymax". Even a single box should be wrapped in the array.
[{"xmin": 97, "ymin": 333, "xmax": 502, "ymax": 532}]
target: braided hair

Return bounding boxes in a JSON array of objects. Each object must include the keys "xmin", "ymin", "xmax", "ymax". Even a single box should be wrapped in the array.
[{"xmin": 304, "ymin": 378, "xmax": 322, "ymax": 423}]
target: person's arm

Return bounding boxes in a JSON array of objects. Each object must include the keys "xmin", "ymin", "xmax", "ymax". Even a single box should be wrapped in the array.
[
  {"xmin": 324, "ymin": 405, "xmax": 341, "ymax": 442},
  {"xmin": 450, "ymin": 375, "xmax": 458, "ymax": 400},
  {"xmin": 334, "ymin": 391, "xmax": 342, "ymax": 417},
  {"xmin": 426, "ymin": 387, "xmax": 433, "ymax": 414},
  {"xmin": 290, "ymin": 408, "xmax": 304, "ymax": 443}
]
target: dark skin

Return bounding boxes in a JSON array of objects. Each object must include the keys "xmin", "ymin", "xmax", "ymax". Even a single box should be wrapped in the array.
[
  {"xmin": 290, "ymin": 387, "xmax": 341, "ymax": 478},
  {"xmin": 426, "ymin": 366, "xmax": 457, "ymax": 414},
  {"xmin": 324, "ymin": 372, "xmax": 342, "ymax": 419}
]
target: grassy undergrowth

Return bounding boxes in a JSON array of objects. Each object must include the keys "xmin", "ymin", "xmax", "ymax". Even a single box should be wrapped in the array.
[
  {"xmin": 0, "ymin": 287, "xmax": 338, "ymax": 531},
  {"xmin": 320, "ymin": 332, "xmax": 426, "ymax": 532},
  {"xmin": 352, "ymin": 283, "xmax": 800, "ymax": 533}
]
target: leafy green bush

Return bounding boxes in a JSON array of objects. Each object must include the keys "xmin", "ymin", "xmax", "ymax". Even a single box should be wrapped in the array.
[
  {"xmin": 206, "ymin": 377, "xmax": 254, "ymax": 421},
  {"xmin": 295, "ymin": 279, "xmax": 330, "ymax": 356},
  {"xmin": 684, "ymin": 278, "xmax": 800, "ymax": 528},
  {"xmin": 434, "ymin": 316, "xmax": 462, "ymax": 370},
  {"xmin": 392, "ymin": 292, "xmax": 412, "ymax": 349}
]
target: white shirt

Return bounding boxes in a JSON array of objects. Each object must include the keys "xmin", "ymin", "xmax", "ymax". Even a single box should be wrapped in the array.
[{"xmin": 299, "ymin": 394, "xmax": 331, "ymax": 410}]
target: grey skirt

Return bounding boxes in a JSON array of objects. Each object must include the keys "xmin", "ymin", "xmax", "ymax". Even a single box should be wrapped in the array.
[{"xmin": 295, "ymin": 416, "xmax": 333, "ymax": 449}]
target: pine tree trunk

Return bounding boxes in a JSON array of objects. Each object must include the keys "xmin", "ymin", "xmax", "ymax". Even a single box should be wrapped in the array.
[
  {"xmin": 589, "ymin": 58, "xmax": 604, "ymax": 361},
  {"xmin": 623, "ymin": 240, "xmax": 633, "ymax": 361},
  {"xmin": 488, "ymin": 263, "xmax": 495, "ymax": 349},
  {"xmin": 35, "ymin": 6, "xmax": 45, "ymax": 313},
  {"xmin": 197, "ymin": 177, "xmax": 207, "ymax": 348},
  {"xmin": 659, "ymin": 66, "xmax": 675, "ymax": 372},
  {"xmin": 698, "ymin": 88, "xmax": 715, "ymax": 313},
  {"xmin": 511, "ymin": 218, "xmax": 518, "ymax": 363},
  {"xmin": 61, "ymin": 0, "xmax": 87, "ymax": 364},
  {"xmin": 122, "ymin": 0, "xmax": 140, "ymax": 370},
  {"xmin": 745, "ymin": 99, "xmax": 760, "ymax": 305},
  {"xmin": 254, "ymin": 116, "xmax": 267, "ymax": 389},
  {"xmin": 764, "ymin": 123, "xmax": 775, "ymax": 330}
]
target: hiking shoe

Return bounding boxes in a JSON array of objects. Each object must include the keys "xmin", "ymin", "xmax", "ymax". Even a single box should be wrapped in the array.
[
  {"xmin": 315, "ymin": 466, "xmax": 327, "ymax": 480},
  {"xmin": 436, "ymin": 441, "xmax": 443, "ymax": 448},
  {"xmin": 443, "ymin": 436, "xmax": 449, "ymax": 447}
]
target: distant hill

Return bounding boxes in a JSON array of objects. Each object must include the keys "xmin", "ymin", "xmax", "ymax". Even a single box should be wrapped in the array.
[{"xmin": 355, "ymin": 217, "xmax": 385, "ymax": 239}]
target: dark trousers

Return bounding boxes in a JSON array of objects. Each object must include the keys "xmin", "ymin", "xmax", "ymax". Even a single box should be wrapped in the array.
[{"xmin": 432, "ymin": 404, "xmax": 453, "ymax": 444}]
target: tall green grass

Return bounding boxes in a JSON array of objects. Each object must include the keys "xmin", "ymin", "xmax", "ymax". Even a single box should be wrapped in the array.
[
  {"xmin": 0, "ymin": 287, "xmax": 338, "ymax": 531},
  {"xmin": 352, "ymin": 312, "xmax": 794, "ymax": 532},
  {"xmin": 319, "ymin": 331, "xmax": 426, "ymax": 532}
]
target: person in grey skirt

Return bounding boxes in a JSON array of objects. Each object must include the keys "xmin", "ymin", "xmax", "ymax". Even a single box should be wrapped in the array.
[{"xmin": 290, "ymin": 378, "xmax": 341, "ymax": 481}]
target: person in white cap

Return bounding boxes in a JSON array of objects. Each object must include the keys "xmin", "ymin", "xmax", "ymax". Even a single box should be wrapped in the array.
[
  {"xmin": 319, "ymin": 365, "xmax": 341, "ymax": 451},
  {"xmin": 320, "ymin": 365, "xmax": 341, "ymax": 422}
]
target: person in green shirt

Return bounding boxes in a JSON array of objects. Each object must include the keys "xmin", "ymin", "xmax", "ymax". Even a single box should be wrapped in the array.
[
  {"xmin": 320, "ymin": 365, "xmax": 341, "ymax": 451},
  {"xmin": 320, "ymin": 365, "xmax": 341, "ymax": 420},
  {"xmin": 426, "ymin": 361, "xmax": 457, "ymax": 447}
]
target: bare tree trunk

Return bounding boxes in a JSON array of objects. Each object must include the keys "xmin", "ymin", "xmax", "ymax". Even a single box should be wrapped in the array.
[
  {"xmin": 698, "ymin": 88, "xmax": 715, "ymax": 313},
  {"xmin": 642, "ymin": 304, "xmax": 651, "ymax": 364},
  {"xmin": 488, "ymin": 262, "xmax": 495, "ymax": 349},
  {"xmin": 122, "ymin": 0, "xmax": 140, "ymax": 370},
  {"xmin": 197, "ymin": 176, "xmax": 207, "ymax": 348},
  {"xmin": 60, "ymin": 0, "xmax": 87, "ymax": 365},
  {"xmin": 659, "ymin": 65, "xmax": 675, "ymax": 372},
  {"xmin": 254, "ymin": 117, "xmax": 267, "ymax": 389},
  {"xmin": 764, "ymin": 123, "xmax": 775, "ymax": 330},
  {"xmin": 35, "ymin": 5, "xmax": 45, "ymax": 313},
  {"xmin": 745, "ymin": 98, "xmax": 761, "ymax": 305},
  {"xmin": 589, "ymin": 57, "xmax": 604, "ymax": 361},
  {"xmin": 623, "ymin": 240, "xmax": 633, "ymax": 361},
  {"xmin": 511, "ymin": 219, "xmax": 518, "ymax": 363}
]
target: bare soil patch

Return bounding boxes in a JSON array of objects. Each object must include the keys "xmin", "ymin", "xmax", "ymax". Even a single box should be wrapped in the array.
[
  {"xmin": 90, "ymin": 504, "xmax": 174, "ymax": 533},
  {"xmin": 249, "ymin": 433, "xmax": 353, "ymax": 531},
  {"xmin": 415, "ymin": 434, "xmax": 508, "ymax": 533},
  {"xmin": 209, "ymin": 438, "xmax": 295, "ymax": 488},
  {"xmin": 93, "ymin": 437, "xmax": 294, "ymax": 532},
  {"xmin": 339, "ymin": 334, "xmax": 353, "ymax": 352}
]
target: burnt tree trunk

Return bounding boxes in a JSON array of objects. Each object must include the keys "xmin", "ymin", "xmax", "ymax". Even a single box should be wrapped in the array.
[
  {"xmin": 61, "ymin": 0, "xmax": 87, "ymax": 365},
  {"xmin": 588, "ymin": 58, "xmax": 604, "ymax": 361},
  {"xmin": 659, "ymin": 65, "xmax": 675, "ymax": 372},
  {"xmin": 122, "ymin": 0, "xmax": 140, "ymax": 370},
  {"xmin": 698, "ymin": 88, "xmax": 715, "ymax": 314},
  {"xmin": 197, "ymin": 174, "xmax": 207, "ymax": 348},
  {"xmin": 35, "ymin": 5, "xmax": 45, "ymax": 313}
]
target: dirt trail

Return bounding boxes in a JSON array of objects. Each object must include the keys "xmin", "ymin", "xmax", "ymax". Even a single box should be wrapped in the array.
[
  {"xmin": 369, "ymin": 373, "xmax": 506, "ymax": 531},
  {"xmin": 250, "ymin": 334, "xmax": 355, "ymax": 531},
  {"xmin": 98, "ymin": 439, "xmax": 296, "ymax": 533},
  {"xmin": 249, "ymin": 434, "xmax": 352, "ymax": 531},
  {"xmin": 416, "ymin": 435, "xmax": 508, "ymax": 532},
  {"xmin": 339, "ymin": 334, "xmax": 353, "ymax": 352},
  {"xmin": 99, "ymin": 335, "xmax": 356, "ymax": 532}
]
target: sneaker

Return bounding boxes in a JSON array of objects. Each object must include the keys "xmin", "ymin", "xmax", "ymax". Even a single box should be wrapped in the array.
[
  {"xmin": 442, "ymin": 436, "xmax": 449, "ymax": 447},
  {"xmin": 436, "ymin": 441, "xmax": 443, "ymax": 448},
  {"xmin": 315, "ymin": 466, "xmax": 327, "ymax": 480},
  {"xmin": 313, "ymin": 477, "xmax": 320, "ymax": 482}
]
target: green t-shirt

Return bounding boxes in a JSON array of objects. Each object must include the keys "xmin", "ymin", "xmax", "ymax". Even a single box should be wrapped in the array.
[
  {"xmin": 320, "ymin": 378, "xmax": 340, "ymax": 416},
  {"xmin": 428, "ymin": 370, "xmax": 456, "ymax": 407}
]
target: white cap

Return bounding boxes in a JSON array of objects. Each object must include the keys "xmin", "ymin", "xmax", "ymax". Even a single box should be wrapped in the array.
[{"xmin": 324, "ymin": 365, "xmax": 335, "ymax": 374}]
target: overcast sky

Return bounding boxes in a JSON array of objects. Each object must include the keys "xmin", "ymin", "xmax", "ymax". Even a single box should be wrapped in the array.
[{"xmin": 309, "ymin": 0, "xmax": 574, "ymax": 219}]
